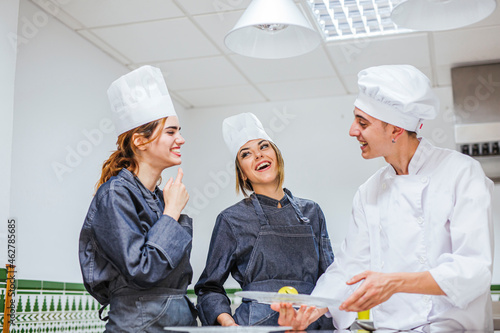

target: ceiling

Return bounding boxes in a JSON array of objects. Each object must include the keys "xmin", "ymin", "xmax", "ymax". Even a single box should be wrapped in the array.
[{"xmin": 30, "ymin": 0, "xmax": 500, "ymax": 109}]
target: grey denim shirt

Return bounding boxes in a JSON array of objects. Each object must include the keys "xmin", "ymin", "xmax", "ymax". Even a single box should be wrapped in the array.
[{"xmin": 79, "ymin": 168, "xmax": 193, "ymax": 305}]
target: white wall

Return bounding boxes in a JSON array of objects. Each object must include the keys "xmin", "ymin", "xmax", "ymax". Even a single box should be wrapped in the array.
[{"xmin": 0, "ymin": 0, "xmax": 20, "ymax": 266}]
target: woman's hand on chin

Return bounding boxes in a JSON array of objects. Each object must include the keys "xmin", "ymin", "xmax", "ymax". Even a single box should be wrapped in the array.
[{"xmin": 163, "ymin": 168, "xmax": 189, "ymax": 221}]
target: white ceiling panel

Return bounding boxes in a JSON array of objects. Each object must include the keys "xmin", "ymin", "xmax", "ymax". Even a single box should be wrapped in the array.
[
  {"xmin": 229, "ymin": 48, "xmax": 337, "ymax": 83},
  {"xmin": 90, "ymin": 18, "xmax": 221, "ymax": 63},
  {"xmin": 77, "ymin": 30, "xmax": 132, "ymax": 64},
  {"xmin": 177, "ymin": 85, "xmax": 266, "ymax": 107},
  {"xmin": 31, "ymin": 0, "xmax": 84, "ymax": 29},
  {"xmin": 258, "ymin": 77, "xmax": 347, "ymax": 101},
  {"xmin": 433, "ymin": 26, "xmax": 500, "ymax": 86},
  {"xmin": 192, "ymin": 10, "xmax": 244, "ymax": 54},
  {"xmin": 57, "ymin": 0, "xmax": 184, "ymax": 28},
  {"xmin": 325, "ymin": 33, "xmax": 432, "ymax": 78},
  {"xmin": 177, "ymin": 0, "xmax": 252, "ymax": 16},
  {"xmin": 154, "ymin": 56, "xmax": 249, "ymax": 90}
]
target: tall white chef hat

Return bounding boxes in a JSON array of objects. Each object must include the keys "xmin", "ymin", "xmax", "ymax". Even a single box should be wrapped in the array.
[
  {"xmin": 107, "ymin": 65, "xmax": 177, "ymax": 135},
  {"xmin": 354, "ymin": 65, "xmax": 439, "ymax": 133},
  {"xmin": 222, "ymin": 113, "xmax": 273, "ymax": 158}
]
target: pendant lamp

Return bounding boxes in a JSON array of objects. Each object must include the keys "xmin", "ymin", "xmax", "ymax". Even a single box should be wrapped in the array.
[
  {"xmin": 224, "ymin": 0, "xmax": 321, "ymax": 59},
  {"xmin": 391, "ymin": 0, "xmax": 497, "ymax": 31}
]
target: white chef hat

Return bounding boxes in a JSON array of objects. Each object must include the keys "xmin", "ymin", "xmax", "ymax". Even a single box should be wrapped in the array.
[
  {"xmin": 222, "ymin": 113, "xmax": 273, "ymax": 158},
  {"xmin": 107, "ymin": 65, "xmax": 177, "ymax": 135},
  {"xmin": 354, "ymin": 65, "xmax": 439, "ymax": 132}
]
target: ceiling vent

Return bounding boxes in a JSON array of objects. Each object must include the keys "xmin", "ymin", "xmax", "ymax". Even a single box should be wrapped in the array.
[{"xmin": 452, "ymin": 62, "xmax": 500, "ymax": 182}]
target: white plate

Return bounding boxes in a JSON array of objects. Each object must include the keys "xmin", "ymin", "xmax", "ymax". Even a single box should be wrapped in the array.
[
  {"xmin": 235, "ymin": 291, "xmax": 340, "ymax": 308},
  {"xmin": 164, "ymin": 327, "xmax": 292, "ymax": 332}
]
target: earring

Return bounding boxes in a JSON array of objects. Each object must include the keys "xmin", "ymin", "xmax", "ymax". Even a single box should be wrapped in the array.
[{"xmin": 392, "ymin": 138, "xmax": 396, "ymax": 144}]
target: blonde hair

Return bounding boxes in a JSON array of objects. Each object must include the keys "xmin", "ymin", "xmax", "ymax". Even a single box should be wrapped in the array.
[
  {"xmin": 235, "ymin": 141, "xmax": 285, "ymax": 197},
  {"xmin": 95, "ymin": 118, "xmax": 167, "ymax": 192}
]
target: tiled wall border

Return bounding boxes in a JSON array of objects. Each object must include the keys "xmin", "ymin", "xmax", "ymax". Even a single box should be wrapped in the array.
[{"xmin": 0, "ymin": 268, "xmax": 243, "ymax": 330}]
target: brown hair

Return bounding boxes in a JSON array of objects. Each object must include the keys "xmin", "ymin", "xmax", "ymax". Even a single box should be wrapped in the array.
[
  {"xmin": 235, "ymin": 141, "xmax": 285, "ymax": 197},
  {"xmin": 95, "ymin": 117, "xmax": 167, "ymax": 192}
]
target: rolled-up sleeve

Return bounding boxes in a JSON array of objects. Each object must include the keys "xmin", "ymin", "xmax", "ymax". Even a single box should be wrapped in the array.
[
  {"xmin": 195, "ymin": 213, "xmax": 238, "ymax": 325},
  {"xmin": 429, "ymin": 161, "xmax": 493, "ymax": 309},
  {"xmin": 92, "ymin": 186, "xmax": 192, "ymax": 289}
]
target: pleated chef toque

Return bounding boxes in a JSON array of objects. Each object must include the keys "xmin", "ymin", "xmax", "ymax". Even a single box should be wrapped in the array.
[
  {"xmin": 107, "ymin": 65, "xmax": 177, "ymax": 135},
  {"xmin": 354, "ymin": 65, "xmax": 439, "ymax": 133},
  {"xmin": 222, "ymin": 113, "xmax": 273, "ymax": 158}
]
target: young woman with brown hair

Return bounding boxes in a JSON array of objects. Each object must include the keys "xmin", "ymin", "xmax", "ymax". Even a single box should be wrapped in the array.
[{"xmin": 79, "ymin": 66, "xmax": 197, "ymax": 332}]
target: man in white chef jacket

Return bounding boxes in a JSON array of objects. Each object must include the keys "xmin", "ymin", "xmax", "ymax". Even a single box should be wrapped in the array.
[{"xmin": 272, "ymin": 64, "xmax": 494, "ymax": 331}]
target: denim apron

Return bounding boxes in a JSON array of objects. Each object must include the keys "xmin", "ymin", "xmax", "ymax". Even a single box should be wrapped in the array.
[
  {"xmin": 105, "ymin": 286, "xmax": 197, "ymax": 332},
  {"xmin": 102, "ymin": 175, "xmax": 197, "ymax": 333},
  {"xmin": 103, "ymin": 247, "xmax": 197, "ymax": 332},
  {"xmin": 233, "ymin": 190, "xmax": 324, "ymax": 327}
]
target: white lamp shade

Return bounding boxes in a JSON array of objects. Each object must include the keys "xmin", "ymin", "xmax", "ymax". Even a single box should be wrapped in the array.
[
  {"xmin": 391, "ymin": 0, "xmax": 497, "ymax": 31},
  {"xmin": 224, "ymin": 0, "xmax": 321, "ymax": 59}
]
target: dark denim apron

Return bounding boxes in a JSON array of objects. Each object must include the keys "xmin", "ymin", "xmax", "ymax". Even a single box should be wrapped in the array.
[
  {"xmin": 105, "ymin": 286, "xmax": 197, "ymax": 332},
  {"xmin": 233, "ymin": 190, "xmax": 324, "ymax": 327}
]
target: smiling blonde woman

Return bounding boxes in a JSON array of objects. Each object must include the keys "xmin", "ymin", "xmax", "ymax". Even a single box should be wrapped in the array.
[{"xmin": 195, "ymin": 112, "xmax": 335, "ymax": 329}]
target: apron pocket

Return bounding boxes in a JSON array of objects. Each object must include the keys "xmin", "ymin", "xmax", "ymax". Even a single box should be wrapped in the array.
[
  {"xmin": 138, "ymin": 295, "xmax": 196, "ymax": 330},
  {"xmin": 248, "ymin": 301, "xmax": 279, "ymax": 326}
]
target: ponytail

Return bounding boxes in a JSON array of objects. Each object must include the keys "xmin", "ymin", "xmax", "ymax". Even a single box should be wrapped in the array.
[{"xmin": 94, "ymin": 118, "xmax": 166, "ymax": 193}]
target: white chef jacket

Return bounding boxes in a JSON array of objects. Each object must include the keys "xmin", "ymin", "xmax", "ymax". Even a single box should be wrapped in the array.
[{"xmin": 312, "ymin": 138, "xmax": 494, "ymax": 331}]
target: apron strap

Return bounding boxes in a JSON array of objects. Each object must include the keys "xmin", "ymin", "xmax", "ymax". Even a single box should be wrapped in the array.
[
  {"xmin": 284, "ymin": 188, "xmax": 310, "ymax": 223},
  {"xmin": 250, "ymin": 194, "xmax": 269, "ymax": 226},
  {"xmin": 98, "ymin": 303, "xmax": 109, "ymax": 321},
  {"xmin": 243, "ymin": 279, "xmax": 315, "ymax": 294}
]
